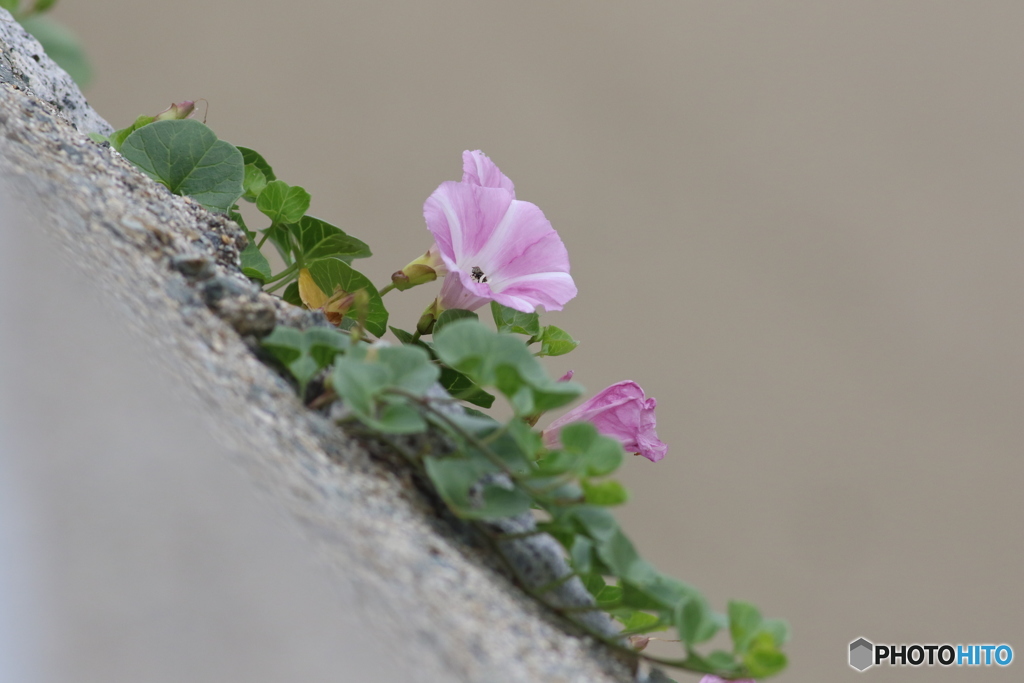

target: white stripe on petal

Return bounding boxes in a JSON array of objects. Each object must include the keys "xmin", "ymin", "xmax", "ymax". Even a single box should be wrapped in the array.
[
  {"xmin": 434, "ymin": 189, "xmax": 465, "ymax": 263},
  {"xmin": 470, "ymin": 201, "xmax": 519, "ymax": 269},
  {"xmin": 491, "ymin": 271, "xmax": 574, "ymax": 292}
]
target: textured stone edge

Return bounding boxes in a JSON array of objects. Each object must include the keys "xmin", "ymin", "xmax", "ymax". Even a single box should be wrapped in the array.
[
  {"xmin": 0, "ymin": 9, "xmax": 111, "ymax": 135},
  {"xmin": 0, "ymin": 16, "xmax": 638, "ymax": 683}
]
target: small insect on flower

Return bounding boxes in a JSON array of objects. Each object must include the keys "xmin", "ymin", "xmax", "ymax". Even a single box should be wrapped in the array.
[{"xmin": 470, "ymin": 266, "xmax": 488, "ymax": 283}]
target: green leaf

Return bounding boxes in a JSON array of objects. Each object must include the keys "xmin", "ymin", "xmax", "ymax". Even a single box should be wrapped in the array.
[
  {"xmin": 263, "ymin": 224, "xmax": 294, "ymax": 263},
  {"xmin": 31, "ymin": 0, "xmax": 58, "ymax": 14},
  {"xmin": 558, "ymin": 422, "xmax": 624, "ymax": 477},
  {"xmin": 375, "ymin": 402, "xmax": 428, "ymax": 434},
  {"xmin": 305, "ymin": 259, "xmax": 388, "ymax": 337},
  {"xmin": 567, "ymin": 505, "xmax": 619, "ymax": 542},
  {"xmin": 433, "ymin": 320, "xmax": 583, "ymax": 414},
  {"xmin": 759, "ymin": 618, "xmax": 791, "ymax": 646},
  {"xmin": 581, "ymin": 573, "xmax": 606, "ymax": 597},
  {"xmin": 329, "ymin": 345, "xmax": 437, "ymax": 422},
  {"xmin": 569, "ymin": 536, "xmax": 594, "ymax": 574},
  {"xmin": 290, "ymin": 216, "xmax": 371, "ymax": 262},
  {"xmin": 389, "ymin": 326, "xmax": 419, "ymax": 346},
  {"xmin": 481, "ymin": 430, "xmax": 534, "ymax": 475},
  {"xmin": 0, "ymin": 0, "xmax": 19, "ymax": 12},
  {"xmin": 109, "ymin": 115, "xmax": 155, "ymax": 152},
  {"xmin": 705, "ymin": 650, "xmax": 740, "ymax": 671},
  {"xmin": 537, "ymin": 325, "xmax": 579, "ymax": 357},
  {"xmin": 506, "ymin": 419, "xmax": 542, "ymax": 460},
  {"xmin": 237, "ymin": 146, "xmax": 277, "ymax": 182},
  {"xmin": 675, "ymin": 594, "xmax": 719, "ymax": 645},
  {"xmin": 256, "ymin": 180, "xmax": 310, "ymax": 225},
  {"xmin": 618, "ymin": 610, "xmax": 664, "ymax": 634},
  {"xmin": 423, "ymin": 455, "xmax": 532, "ymax": 520},
  {"xmin": 434, "ymin": 308, "xmax": 478, "ymax": 335},
  {"xmin": 242, "ymin": 164, "xmax": 268, "ymax": 201},
  {"xmin": 490, "ymin": 302, "xmax": 540, "ymax": 337},
  {"xmin": 743, "ymin": 632, "xmax": 788, "ymax": 678},
  {"xmin": 581, "ymin": 479, "xmax": 629, "ymax": 506},
  {"xmin": 621, "ymin": 573, "xmax": 699, "ymax": 611},
  {"xmin": 121, "ymin": 119, "xmax": 244, "ymax": 212},
  {"xmin": 594, "ymin": 585, "xmax": 623, "ymax": 608},
  {"xmin": 728, "ymin": 600, "xmax": 764, "ymax": 654},
  {"xmin": 20, "ymin": 16, "xmax": 92, "ymax": 87},
  {"xmin": 377, "ymin": 345, "xmax": 439, "ymax": 396},
  {"xmin": 260, "ymin": 325, "xmax": 350, "ymax": 393},
  {"xmin": 240, "ymin": 241, "xmax": 271, "ymax": 282},
  {"xmin": 282, "ymin": 281, "xmax": 302, "ymax": 307},
  {"xmin": 332, "ymin": 356, "xmax": 388, "ymax": 415},
  {"xmin": 439, "ymin": 366, "xmax": 495, "ymax": 408}
]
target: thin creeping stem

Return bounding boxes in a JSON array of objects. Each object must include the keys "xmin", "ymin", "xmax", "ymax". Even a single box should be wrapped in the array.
[{"xmin": 345, "ymin": 395, "xmax": 749, "ymax": 680}]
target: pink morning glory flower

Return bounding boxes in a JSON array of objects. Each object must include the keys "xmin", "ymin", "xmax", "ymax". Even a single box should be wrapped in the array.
[
  {"xmin": 424, "ymin": 150, "xmax": 577, "ymax": 313},
  {"xmin": 541, "ymin": 380, "xmax": 668, "ymax": 462},
  {"xmin": 698, "ymin": 676, "xmax": 755, "ymax": 683}
]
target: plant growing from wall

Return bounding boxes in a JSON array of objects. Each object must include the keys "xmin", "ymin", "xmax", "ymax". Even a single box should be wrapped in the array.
[{"xmin": 90, "ymin": 106, "xmax": 790, "ymax": 681}]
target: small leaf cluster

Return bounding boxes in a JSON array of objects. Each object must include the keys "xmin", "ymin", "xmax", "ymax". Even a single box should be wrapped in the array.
[
  {"xmin": 107, "ymin": 115, "xmax": 386, "ymax": 336},
  {"xmin": 261, "ymin": 317, "xmax": 789, "ymax": 680},
  {"xmin": 106, "ymin": 108, "xmax": 789, "ymax": 679}
]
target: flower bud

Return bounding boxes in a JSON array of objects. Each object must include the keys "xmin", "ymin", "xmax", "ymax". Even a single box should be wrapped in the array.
[
  {"xmin": 416, "ymin": 297, "xmax": 443, "ymax": 336},
  {"xmin": 322, "ymin": 289, "xmax": 356, "ymax": 326},
  {"xmin": 153, "ymin": 100, "xmax": 196, "ymax": 121},
  {"xmin": 391, "ymin": 264, "xmax": 437, "ymax": 290},
  {"xmin": 298, "ymin": 268, "xmax": 358, "ymax": 327},
  {"xmin": 392, "ymin": 245, "xmax": 447, "ymax": 291},
  {"xmin": 629, "ymin": 635, "xmax": 651, "ymax": 651}
]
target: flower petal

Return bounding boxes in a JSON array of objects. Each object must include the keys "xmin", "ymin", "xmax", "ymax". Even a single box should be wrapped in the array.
[
  {"xmin": 423, "ymin": 181, "xmax": 515, "ymax": 266},
  {"xmin": 462, "ymin": 149, "xmax": 515, "ymax": 195}
]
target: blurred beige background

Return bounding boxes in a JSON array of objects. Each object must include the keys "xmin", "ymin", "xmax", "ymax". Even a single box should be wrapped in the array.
[{"xmin": 39, "ymin": 0, "xmax": 1024, "ymax": 679}]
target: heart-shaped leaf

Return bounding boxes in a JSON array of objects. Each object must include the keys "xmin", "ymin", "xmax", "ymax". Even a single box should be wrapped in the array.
[{"xmin": 121, "ymin": 119, "xmax": 244, "ymax": 212}]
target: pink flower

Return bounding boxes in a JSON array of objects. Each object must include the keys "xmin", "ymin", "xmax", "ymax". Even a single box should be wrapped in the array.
[
  {"xmin": 698, "ymin": 677, "xmax": 755, "ymax": 683},
  {"xmin": 541, "ymin": 380, "xmax": 668, "ymax": 462},
  {"xmin": 424, "ymin": 150, "xmax": 577, "ymax": 313}
]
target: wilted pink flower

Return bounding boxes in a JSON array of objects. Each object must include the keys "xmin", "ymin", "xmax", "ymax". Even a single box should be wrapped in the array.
[
  {"xmin": 558, "ymin": 370, "xmax": 575, "ymax": 382},
  {"xmin": 542, "ymin": 380, "xmax": 667, "ymax": 462},
  {"xmin": 698, "ymin": 676, "xmax": 755, "ymax": 683},
  {"xmin": 424, "ymin": 150, "xmax": 576, "ymax": 313}
]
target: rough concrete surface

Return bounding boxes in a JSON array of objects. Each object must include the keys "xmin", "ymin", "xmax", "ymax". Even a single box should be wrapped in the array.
[{"xmin": 0, "ymin": 10, "xmax": 634, "ymax": 683}]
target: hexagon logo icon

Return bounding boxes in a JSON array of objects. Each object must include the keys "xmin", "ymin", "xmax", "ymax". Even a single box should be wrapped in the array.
[{"xmin": 850, "ymin": 638, "xmax": 874, "ymax": 671}]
